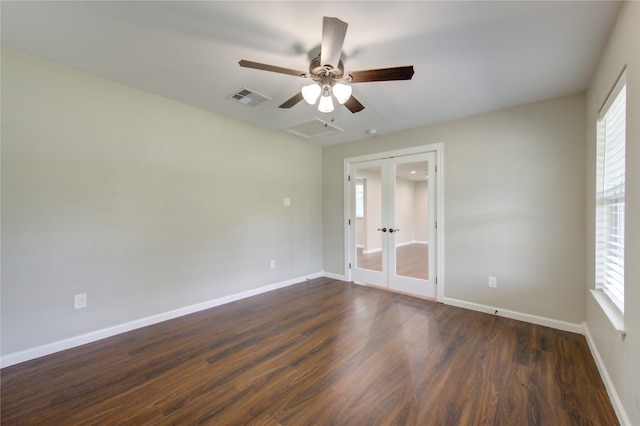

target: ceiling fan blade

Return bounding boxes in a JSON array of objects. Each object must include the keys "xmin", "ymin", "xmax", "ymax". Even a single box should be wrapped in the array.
[
  {"xmin": 344, "ymin": 95, "xmax": 365, "ymax": 113},
  {"xmin": 239, "ymin": 60, "xmax": 307, "ymax": 77},
  {"xmin": 320, "ymin": 17, "xmax": 348, "ymax": 70},
  {"xmin": 347, "ymin": 66, "xmax": 415, "ymax": 83},
  {"xmin": 279, "ymin": 92, "xmax": 304, "ymax": 109}
]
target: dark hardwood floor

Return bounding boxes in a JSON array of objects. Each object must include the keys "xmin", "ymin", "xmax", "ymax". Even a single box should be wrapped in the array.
[{"xmin": 1, "ymin": 278, "xmax": 617, "ymax": 425}]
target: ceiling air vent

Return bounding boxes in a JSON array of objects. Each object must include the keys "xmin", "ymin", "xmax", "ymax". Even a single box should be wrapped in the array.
[
  {"xmin": 282, "ymin": 118, "xmax": 344, "ymax": 139},
  {"xmin": 227, "ymin": 87, "xmax": 271, "ymax": 107}
]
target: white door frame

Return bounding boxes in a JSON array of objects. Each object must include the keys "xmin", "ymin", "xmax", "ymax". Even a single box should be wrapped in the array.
[{"xmin": 343, "ymin": 143, "xmax": 445, "ymax": 301}]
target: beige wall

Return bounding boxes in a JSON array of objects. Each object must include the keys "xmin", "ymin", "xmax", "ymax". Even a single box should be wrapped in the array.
[
  {"xmin": 414, "ymin": 180, "xmax": 429, "ymax": 242},
  {"xmin": 394, "ymin": 177, "xmax": 428, "ymax": 246},
  {"xmin": 394, "ymin": 177, "xmax": 414, "ymax": 246},
  {"xmin": 324, "ymin": 93, "xmax": 587, "ymax": 324},
  {"xmin": 1, "ymin": 50, "xmax": 323, "ymax": 356},
  {"xmin": 585, "ymin": 2, "xmax": 639, "ymax": 424}
]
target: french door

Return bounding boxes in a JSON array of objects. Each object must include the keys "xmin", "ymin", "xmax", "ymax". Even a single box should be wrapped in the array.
[{"xmin": 348, "ymin": 152, "xmax": 437, "ymax": 298}]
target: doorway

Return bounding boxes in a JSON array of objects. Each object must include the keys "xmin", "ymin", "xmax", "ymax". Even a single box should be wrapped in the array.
[{"xmin": 346, "ymin": 148, "xmax": 439, "ymax": 299}]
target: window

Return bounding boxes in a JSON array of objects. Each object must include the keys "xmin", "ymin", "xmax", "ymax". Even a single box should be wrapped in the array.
[
  {"xmin": 595, "ymin": 70, "xmax": 626, "ymax": 314},
  {"xmin": 355, "ymin": 179, "xmax": 364, "ymax": 218}
]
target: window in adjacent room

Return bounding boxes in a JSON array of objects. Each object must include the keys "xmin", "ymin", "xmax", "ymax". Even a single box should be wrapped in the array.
[
  {"xmin": 595, "ymin": 69, "xmax": 626, "ymax": 315},
  {"xmin": 355, "ymin": 179, "xmax": 365, "ymax": 218}
]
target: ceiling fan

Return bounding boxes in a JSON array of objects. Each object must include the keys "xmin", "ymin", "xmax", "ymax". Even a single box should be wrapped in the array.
[{"xmin": 239, "ymin": 16, "xmax": 415, "ymax": 114}]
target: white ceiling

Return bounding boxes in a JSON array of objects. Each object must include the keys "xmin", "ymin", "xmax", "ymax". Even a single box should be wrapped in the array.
[{"xmin": 1, "ymin": 1, "xmax": 622, "ymax": 147}]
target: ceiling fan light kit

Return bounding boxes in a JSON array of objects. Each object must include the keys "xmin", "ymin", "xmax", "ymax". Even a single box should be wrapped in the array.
[
  {"xmin": 318, "ymin": 90, "xmax": 335, "ymax": 113},
  {"xmin": 332, "ymin": 83, "xmax": 352, "ymax": 104},
  {"xmin": 239, "ymin": 16, "xmax": 415, "ymax": 114},
  {"xmin": 302, "ymin": 83, "xmax": 321, "ymax": 104}
]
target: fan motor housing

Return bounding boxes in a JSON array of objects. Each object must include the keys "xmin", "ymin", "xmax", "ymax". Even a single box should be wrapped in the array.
[{"xmin": 310, "ymin": 55, "xmax": 344, "ymax": 79}]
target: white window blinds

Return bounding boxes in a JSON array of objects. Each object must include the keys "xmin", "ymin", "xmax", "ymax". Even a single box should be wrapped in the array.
[{"xmin": 595, "ymin": 72, "xmax": 626, "ymax": 314}]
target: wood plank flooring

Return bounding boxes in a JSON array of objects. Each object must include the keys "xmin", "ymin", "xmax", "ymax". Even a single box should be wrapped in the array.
[{"xmin": 1, "ymin": 278, "xmax": 617, "ymax": 425}]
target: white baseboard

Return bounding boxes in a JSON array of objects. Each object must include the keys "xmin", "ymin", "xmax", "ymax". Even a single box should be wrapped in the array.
[
  {"xmin": 395, "ymin": 240, "xmax": 414, "ymax": 248},
  {"xmin": 322, "ymin": 271, "xmax": 348, "ymax": 281},
  {"xmin": 583, "ymin": 323, "xmax": 631, "ymax": 426},
  {"xmin": 441, "ymin": 297, "xmax": 585, "ymax": 334},
  {"xmin": 396, "ymin": 240, "xmax": 428, "ymax": 247},
  {"xmin": 1, "ymin": 272, "xmax": 324, "ymax": 368},
  {"xmin": 363, "ymin": 247, "xmax": 382, "ymax": 255}
]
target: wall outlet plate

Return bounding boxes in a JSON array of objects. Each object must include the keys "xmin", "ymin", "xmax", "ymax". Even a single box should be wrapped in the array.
[
  {"xmin": 488, "ymin": 277, "xmax": 497, "ymax": 288},
  {"xmin": 74, "ymin": 293, "xmax": 87, "ymax": 309}
]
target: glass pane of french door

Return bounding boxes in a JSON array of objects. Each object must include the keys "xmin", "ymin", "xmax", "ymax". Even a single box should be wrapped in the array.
[
  {"xmin": 393, "ymin": 160, "xmax": 429, "ymax": 280},
  {"xmin": 354, "ymin": 165, "xmax": 383, "ymax": 273}
]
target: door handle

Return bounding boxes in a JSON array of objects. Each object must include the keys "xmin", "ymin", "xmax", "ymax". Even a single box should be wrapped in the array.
[
  {"xmin": 377, "ymin": 227, "xmax": 387, "ymax": 232},
  {"xmin": 389, "ymin": 228, "xmax": 400, "ymax": 233}
]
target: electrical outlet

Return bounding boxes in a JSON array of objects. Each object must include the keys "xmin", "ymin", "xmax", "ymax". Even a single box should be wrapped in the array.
[
  {"xmin": 488, "ymin": 276, "xmax": 497, "ymax": 288},
  {"xmin": 74, "ymin": 293, "xmax": 87, "ymax": 309},
  {"xmin": 270, "ymin": 260, "xmax": 276, "ymax": 269}
]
